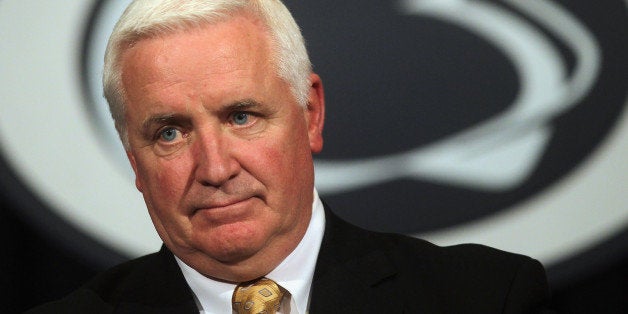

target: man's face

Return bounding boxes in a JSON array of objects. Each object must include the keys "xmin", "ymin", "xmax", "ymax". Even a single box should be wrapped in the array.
[{"xmin": 119, "ymin": 14, "xmax": 324, "ymax": 281}]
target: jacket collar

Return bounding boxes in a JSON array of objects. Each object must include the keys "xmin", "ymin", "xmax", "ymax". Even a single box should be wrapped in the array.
[{"xmin": 310, "ymin": 205, "xmax": 401, "ymax": 313}]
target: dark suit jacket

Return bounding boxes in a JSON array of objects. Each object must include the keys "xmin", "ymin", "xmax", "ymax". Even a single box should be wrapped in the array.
[{"xmin": 27, "ymin": 208, "xmax": 554, "ymax": 313}]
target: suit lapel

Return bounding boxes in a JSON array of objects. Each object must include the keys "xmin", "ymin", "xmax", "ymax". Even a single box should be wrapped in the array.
[
  {"xmin": 113, "ymin": 246, "xmax": 198, "ymax": 314},
  {"xmin": 310, "ymin": 206, "xmax": 403, "ymax": 313}
]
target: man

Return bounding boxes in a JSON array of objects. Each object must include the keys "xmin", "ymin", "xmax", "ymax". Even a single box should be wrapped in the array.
[{"xmin": 28, "ymin": 0, "xmax": 554, "ymax": 313}]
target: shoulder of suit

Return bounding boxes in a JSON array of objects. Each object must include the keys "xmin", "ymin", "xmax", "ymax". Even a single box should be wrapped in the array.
[
  {"xmin": 324, "ymin": 208, "xmax": 539, "ymax": 274},
  {"xmin": 370, "ymin": 230, "xmax": 537, "ymax": 269},
  {"xmin": 83, "ymin": 250, "xmax": 162, "ymax": 295},
  {"xmin": 366, "ymin": 230, "xmax": 546, "ymax": 288},
  {"xmin": 25, "ymin": 249, "xmax": 181, "ymax": 313}
]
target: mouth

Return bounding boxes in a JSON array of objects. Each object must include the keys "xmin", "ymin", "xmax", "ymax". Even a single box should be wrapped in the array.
[{"xmin": 191, "ymin": 197, "xmax": 257, "ymax": 222}]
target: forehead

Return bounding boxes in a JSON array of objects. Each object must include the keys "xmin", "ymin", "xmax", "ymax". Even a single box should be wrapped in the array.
[{"xmin": 120, "ymin": 14, "xmax": 273, "ymax": 89}]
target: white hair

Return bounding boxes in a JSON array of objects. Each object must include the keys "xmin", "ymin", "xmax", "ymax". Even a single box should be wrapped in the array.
[{"xmin": 103, "ymin": 0, "xmax": 312, "ymax": 147}]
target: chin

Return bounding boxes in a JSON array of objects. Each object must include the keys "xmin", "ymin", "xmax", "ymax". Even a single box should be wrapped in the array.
[
  {"xmin": 194, "ymin": 234, "xmax": 266, "ymax": 263},
  {"xmin": 210, "ymin": 245, "xmax": 260, "ymax": 263}
]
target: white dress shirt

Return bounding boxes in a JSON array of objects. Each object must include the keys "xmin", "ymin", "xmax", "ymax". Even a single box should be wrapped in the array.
[{"xmin": 176, "ymin": 189, "xmax": 326, "ymax": 314}]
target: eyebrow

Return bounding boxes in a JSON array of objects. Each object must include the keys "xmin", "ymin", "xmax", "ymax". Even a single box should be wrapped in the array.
[
  {"xmin": 139, "ymin": 99, "xmax": 265, "ymax": 133},
  {"xmin": 140, "ymin": 113, "xmax": 189, "ymax": 136},
  {"xmin": 222, "ymin": 99, "xmax": 264, "ymax": 112}
]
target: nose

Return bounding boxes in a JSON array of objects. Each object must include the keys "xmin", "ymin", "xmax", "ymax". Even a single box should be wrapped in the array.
[{"xmin": 193, "ymin": 127, "xmax": 241, "ymax": 187}]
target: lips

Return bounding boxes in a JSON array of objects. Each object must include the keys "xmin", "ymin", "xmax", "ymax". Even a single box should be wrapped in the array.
[
  {"xmin": 190, "ymin": 196, "xmax": 258, "ymax": 222},
  {"xmin": 195, "ymin": 197, "xmax": 251, "ymax": 211}
]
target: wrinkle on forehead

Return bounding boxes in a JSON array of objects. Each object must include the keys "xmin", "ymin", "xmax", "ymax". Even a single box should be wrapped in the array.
[{"xmin": 120, "ymin": 13, "xmax": 276, "ymax": 112}]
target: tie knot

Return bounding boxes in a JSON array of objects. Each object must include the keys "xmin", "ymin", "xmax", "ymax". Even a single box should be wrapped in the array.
[{"xmin": 232, "ymin": 277, "xmax": 285, "ymax": 314}]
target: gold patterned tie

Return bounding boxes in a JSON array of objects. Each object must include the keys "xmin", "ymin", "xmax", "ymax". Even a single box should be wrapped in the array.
[{"xmin": 232, "ymin": 277, "xmax": 285, "ymax": 314}]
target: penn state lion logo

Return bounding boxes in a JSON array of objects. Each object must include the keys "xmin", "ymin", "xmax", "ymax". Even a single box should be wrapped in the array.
[{"xmin": 0, "ymin": 0, "xmax": 625, "ymax": 283}]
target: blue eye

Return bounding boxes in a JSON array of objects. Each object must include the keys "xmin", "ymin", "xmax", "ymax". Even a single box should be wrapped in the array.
[
  {"xmin": 160, "ymin": 128, "xmax": 179, "ymax": 142},
  {"xmin": 233, "ymin": 112, "xmax": 249, "ymax": 125}
]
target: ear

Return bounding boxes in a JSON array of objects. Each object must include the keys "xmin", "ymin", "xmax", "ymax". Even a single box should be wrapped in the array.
[
  {"xmin": 126, "ymin": 150, "xmax": 144, "ymax": 193},
  {"xmin": 305, "ymin": 73, "xmax": 325, "ymax": 153}
]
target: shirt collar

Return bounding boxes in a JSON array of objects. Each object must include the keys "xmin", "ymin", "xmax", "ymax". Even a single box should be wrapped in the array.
[{"xmin": 176, "ymin": 189, "xmax": 326, "ymax": 314}]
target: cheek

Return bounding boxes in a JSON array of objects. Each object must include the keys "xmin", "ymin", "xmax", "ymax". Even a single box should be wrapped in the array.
[
  {"xmin": 136, "ymin": 154, "xmax": 191, "ymax": 203},
  {"xmin": 252, "ymin": 131, "xmax": 313, "ymax": 191}
]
